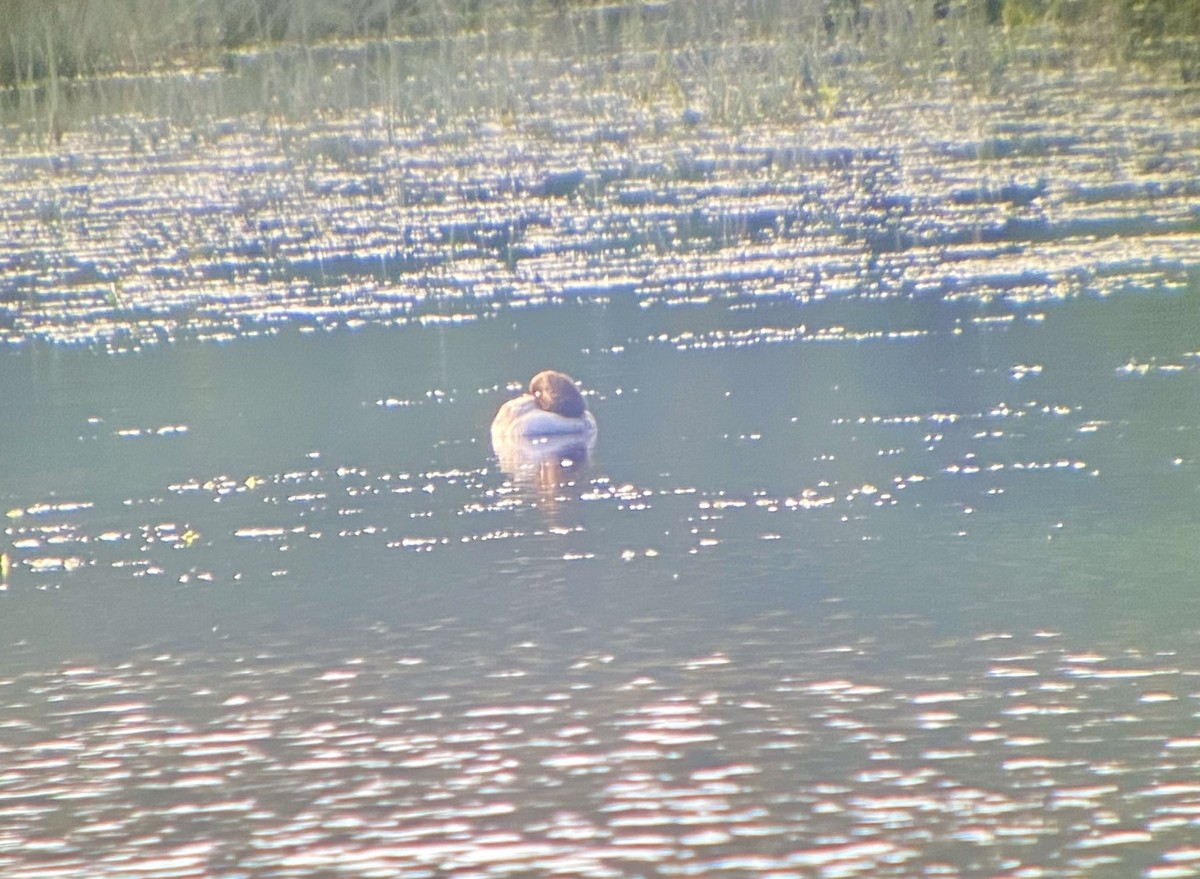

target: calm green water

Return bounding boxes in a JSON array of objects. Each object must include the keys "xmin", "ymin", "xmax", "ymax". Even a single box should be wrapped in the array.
[{"xmin": 2, "ymin": 35, "xmax": 1200, "ymax": 879}]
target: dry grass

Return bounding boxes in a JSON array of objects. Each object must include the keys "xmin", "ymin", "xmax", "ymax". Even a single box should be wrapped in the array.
[{"xmin": 1, "ymin": 0, "xmax": 1195, "ymax": 138}]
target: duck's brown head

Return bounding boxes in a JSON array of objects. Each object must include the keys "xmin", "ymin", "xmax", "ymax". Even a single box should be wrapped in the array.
[{"xmin": 529, "ymin": 370, "xmax": 587, "ymax": 418}]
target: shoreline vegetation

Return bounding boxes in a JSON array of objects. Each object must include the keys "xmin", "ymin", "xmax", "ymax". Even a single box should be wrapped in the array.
[
  {"xmin": 1, "ymin": 0, "xmax": 1197, "ymax": 136},
  {"xmin": 0, "ymin": 1, "xmax": 1196, "ymax": 353}
]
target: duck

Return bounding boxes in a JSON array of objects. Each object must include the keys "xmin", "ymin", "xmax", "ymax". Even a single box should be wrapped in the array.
[{"xmin": 490, "ymin": 370, "xmax": 598, "ymax": 439}]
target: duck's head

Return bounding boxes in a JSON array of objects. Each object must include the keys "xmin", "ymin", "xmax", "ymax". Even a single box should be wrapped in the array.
[{"xmin": 529, "ymin": 370, "xmax": 587, "ymax": 418}]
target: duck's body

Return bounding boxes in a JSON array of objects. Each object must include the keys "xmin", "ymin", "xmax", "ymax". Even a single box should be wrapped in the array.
[
  {"xmin": 490, "ymin": 370, "xmax": 598, "ymax": 439},
  {"xmin": 491, "ymin": 394, "xmax": 598, "ymax": 438}
]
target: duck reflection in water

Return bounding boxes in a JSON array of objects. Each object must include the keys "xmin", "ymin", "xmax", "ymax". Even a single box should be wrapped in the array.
[{"xmin": 491, "ymin": 370, "xmax": 597, "ymax": 491}]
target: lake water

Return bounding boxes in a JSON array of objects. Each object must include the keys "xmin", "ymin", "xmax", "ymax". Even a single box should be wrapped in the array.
[{"xmin": 2, "ymin": 29, "xmax": 1200, "ymax": 879}]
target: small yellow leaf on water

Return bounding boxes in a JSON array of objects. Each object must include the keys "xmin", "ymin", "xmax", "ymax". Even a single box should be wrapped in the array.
[
  {"xmin": 245, "ymin": 476, "xmax": 261, "ymax": 489},
  {"xmin": 6, "ymin": 508, "xmax": 23, "ymax": 520},
  {"xmin": 182, "ymin": 530, "xmax": 199, "ymax": 547},
  {"xmin": 1, "ymin": 552, "xmax": 10, "ymax": 581}
]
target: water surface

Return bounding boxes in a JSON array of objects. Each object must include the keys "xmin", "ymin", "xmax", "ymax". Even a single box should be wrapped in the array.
[{"xmin": 2, "ymin": 36, "xmax": 1200, "ymax": 879}]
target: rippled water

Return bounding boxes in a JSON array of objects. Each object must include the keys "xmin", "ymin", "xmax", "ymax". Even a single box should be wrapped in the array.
[
  {"xmin": 5, "ymin": 621, "xmax": 1200, "ymax": 879},
  {"xmin": 3, "ymin": 37, "xmax": 1200, "ymax": 879}
]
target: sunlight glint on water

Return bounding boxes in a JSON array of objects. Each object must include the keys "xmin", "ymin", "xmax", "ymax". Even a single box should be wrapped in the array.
[{"xmin": 2, "ymin": 28, "xmax": 1200, "ymax": 879}]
